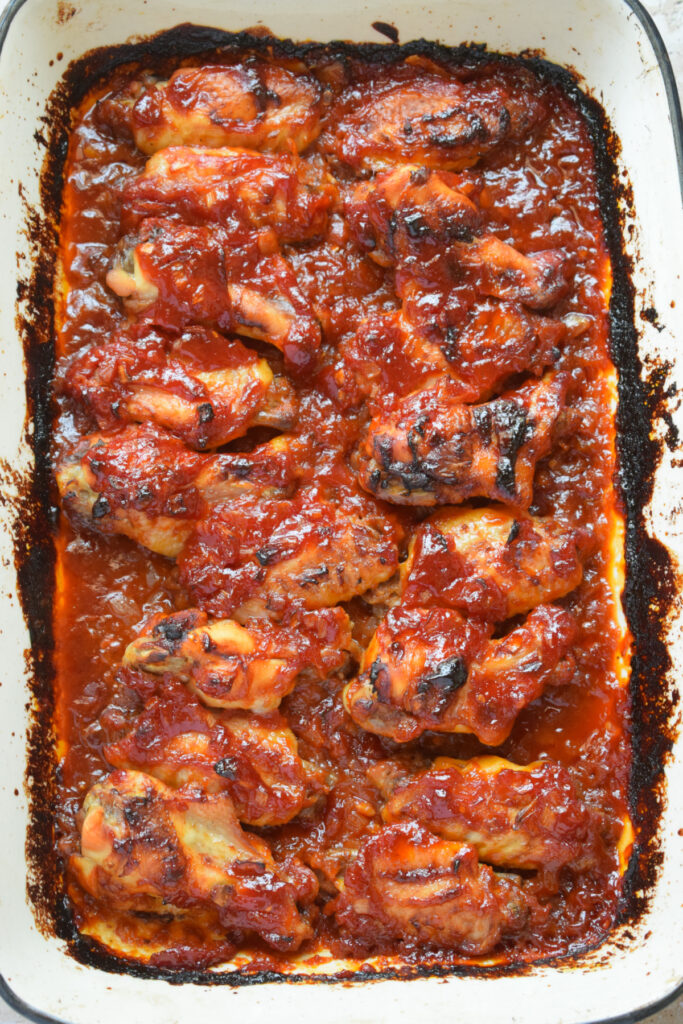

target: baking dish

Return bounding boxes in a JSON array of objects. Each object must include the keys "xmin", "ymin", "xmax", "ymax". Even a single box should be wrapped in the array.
[{"xmin": 0, "ymin": 0, "xmax": 681, "ymax": 1021}]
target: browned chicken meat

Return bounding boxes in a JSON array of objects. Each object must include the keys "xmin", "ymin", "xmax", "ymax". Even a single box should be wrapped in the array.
[
  {"xmin": 346, "ymin": 165, "xmax": 571, "ymax": 310},
  {"xmin": 331, "ymin": 822, "xmax": 529, "ymax": 954},
  {"xmin": 111, "ymin": 61, "xmax": 324, "ymax": 155},
  {"xmin": 104, "ymin": 681, "xmax": 325, "ymax": 826},
  {"xmin": 123, "ymin": 606, "xmax": 357, "ymax": 713},
  {"xmin": 70, "ymin": 770, "xmax": 318, "ymax": 950},
  {"xmin": 324, "ymin": 63, "xmax": 548, "ymax": 171},
  {"xmin": 55, "ymin": 424, "xmax": 306, "ymax": 557},
  {"xmin": 62, "ymin": 324, "xmax": 297, "ymax": 449},
  {"xmin": 358, "ymin": 372, "xmax": 568, "ymax": 508},
  {"xmin": 121, "ymin": 145, "xmax": 335, "ymax": 241},
  {"xmin": 106, "ymin": 219, "xmax": 321, "ymax": 373},
  {"xmin": 178, "ymin": 488, "xmax": 401, "ymax": 621},
  {"xmin": 378, "ymin": 756, "xmax": 604, "ymax": 872},
  {"xmin": 401, "ymin": 503, "xmax": 588, "ymax": 620},
  {"xmin": 343, "ymin": 603, "xmax": 576, "ymax": 744}
]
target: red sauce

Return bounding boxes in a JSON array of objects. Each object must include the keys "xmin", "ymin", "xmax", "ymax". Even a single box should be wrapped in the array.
[{"xmin": 53, "ymin": 48, "xmax": 630, "ymax": 971}]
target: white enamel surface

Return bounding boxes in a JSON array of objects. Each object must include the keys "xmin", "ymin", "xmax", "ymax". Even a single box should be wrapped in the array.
[{"xmin": 0, "ymin": 1, "xmax": 681, "ymax": 1022}]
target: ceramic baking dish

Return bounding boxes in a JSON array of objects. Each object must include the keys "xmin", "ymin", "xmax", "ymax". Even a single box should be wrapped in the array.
[{"xmin": 0, "ymin": 0, "xmax": 681, "ymax": 1021}]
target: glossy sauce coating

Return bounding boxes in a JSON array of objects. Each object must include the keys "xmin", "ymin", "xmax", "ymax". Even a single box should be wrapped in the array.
[{"xmin": 53, "ymin": 48, "xmax": 630, "ymax": 971}]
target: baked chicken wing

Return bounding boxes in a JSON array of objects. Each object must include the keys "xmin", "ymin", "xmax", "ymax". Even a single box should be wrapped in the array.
[
  {"xmin": 70, "ymin": 769, "xmax": 318, "ymax": 950},
  {"xmin": 104, "ymin": 684, "xmax": 324, "ymax": 826},
  {"xmin": 358, "ymin": 372, "xmax": 568, "ymax": 508},
  {"xmin": 122, "ymin": 146, "xmax": 334, "ymax": 242},
  {"xmin": 401, "ymin": 503, "xmax": 587, "ymax": 620},
  {"xmin": 178, "ymin": 489, "xmax": 400, "ymax": 621},
  {"xmin": 331, "ymin": 822, "xmax": 529, "ymax": 954},
  {"xmin": 62, "ymin": 324, "xmax": 297, "ymax": 449},
  {"xmin": 343, "ymin": 603, "xmax": 575, "ymax": 744},
  {"xmin": 123, "ymin": 606, "xmax": 357, "ymax": 712},
  {"xmin": 124, "ymin": 61, "xmax": 323, "ymax": 155},
  {"xmin": 106, "ymin": 219, "xmax": 321, "ymax": 373},
  {"xmin": 378, "ymin": 756, "xmax": 602, "ymax": 871},
  {"xmin": 55, "ymin": 425, "xmax": 305, "ymax": 557},
  {"xmin": 325, "ymin": 64, "xmax": 548, "ymax": 171}
]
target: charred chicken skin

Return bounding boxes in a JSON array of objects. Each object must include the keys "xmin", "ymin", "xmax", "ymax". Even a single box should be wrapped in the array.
[
  {"xmin": 61, "ymin": 324, "xmax": 297, "ymax": 449},
  {"xmin": 123, "ymin": 606, "xmax": 357, "ymax": 712},
  {"xmin": 343, "ymin": 603, "xmax": 576, "ymax": 744},
  {"xmin": 324, "ymin": 63, "xmax": 548, "ymax": 171},
  {"xmin": 111, "ymin": 61, "xmax": 324, "ymax": 155},
  {"xmin": 331, "ymin": 822, "xmax": 529, "ymax": 954},
  {"xmin": 104, "ymin": 680, "xmax": 324, "ymax": 826},
  {"xmin": 71, "ymin": 769, "xmax": 318, "ymax": 950},
  {"xmin": 358, "ymin": 372, "xmax": 568, "ymax": 508},
  {"xmin": 377, "ymin": 756, "xmax": 603, "ymax": 871},
  {"xmin": 401, "ymin": 503, "xmax": 588, "ymax": 620}
]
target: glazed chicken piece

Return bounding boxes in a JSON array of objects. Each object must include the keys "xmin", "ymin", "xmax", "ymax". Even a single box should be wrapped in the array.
[
  {"xmin": 104, "ymin": 682, "xmax": 324, "ymax": 826},
  {"xmin": 123, "ymin": 61, "xmax": 323, "ymax": 155},
  {"xmin": 178, "ymin": 488, "xmax": 400, "ymax": 621},
  {"xmin": 62, "ymin": 324, "xmax": 297, "ymax": 449},
  {"xmin": 123, "ymin": 606, "xmax": 358, "ymax": 713},
  {"xmin": 401, "ymin": 504, "xmax": 587, "ymax": 620},
  {"xmin": 343, "ymin": 603, "xmax": 575, "ymax": 744},
  {"xmin": 358, "ymin": 372, "xmax": 568, "ymax": 508},
  {"xmin": 378, "ymin": 756, "xmax": 602, "ymax": 872},
  {"xmin": 325, "ymin": 63, "xmax": 548, "ymax": 171},
  {"xmin": 121, "ymin": 146, "xmax": 335, "ymax": 242},
  {"xmin": 56, "ymin": 425, "xmax": 306, "ymax": 557},
  {"xmin": 331, "ymin": 822, "xmax": 529, "ymax": 954},
  {"xmin": 338, "ymin": 302, "xmax": 570, "ymax": 409},
  {"xmin": 346, "ymin": 166, "xmax": 570, "ymax": 310},
  {"xmin": 106, "ymin": 219, "xmax": 321, "ymax": 373},
  {"xmin": 70, "ymin": 770, "xmax": 318, "ymax": 950}
]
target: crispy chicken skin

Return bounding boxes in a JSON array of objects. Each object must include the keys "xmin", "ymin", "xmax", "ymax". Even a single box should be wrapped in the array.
[
  {"xmin": 62, "ymin": 324, "xmax": 297, "ymax": 449},
  {"xmin": 106, "ymin": 219, "xmax": 321, "ymax": 373},
  {"xmin": 324, "ymin": 64, "xmax": 548, "ymax": 171},
  {"xmin": 358, "ymin": 372, "xmax": 568, "ymax": 508},
  {"xmin": 70, "ymin": 770, "xmax": 318, "ymax": 949},
  {"xmin": 122, "ymin": 146, "xmax": 335, "ymax": 241},
  {"xmin": 378, "ymin": 756, "xmax": 602, "ymax": 872},
  {"xmin": 401, "ymin": 504, "xmax": 587, "ymax": 620},
  {"xmin": 55, "ymin": 425, "xmax": 305, "ymax": 557},
  {"xmin": 178, "ymin": 489, "xmax": 400, "ymax": 621},
  {"xmin": 343, "ymin": 604, "xmax": 576, "ymax": 744},
  {"xmin": 104, "ymin": 683, "xmax": 324, "ymax": 826},
  {"xmin": 331, "ymin": 822, "xmax": 529, "ymax": 953},
  {"xmin": 123, "ymin": 62, "xmax": 323, "ymax": 155},
  {"xmin": 123, "ymin": 606, "xmax": 357, "ymax": 712}
]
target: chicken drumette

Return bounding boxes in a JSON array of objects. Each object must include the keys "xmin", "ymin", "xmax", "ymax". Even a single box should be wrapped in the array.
[
  {"xmin": 324, "ymin": 63, "xmax": 548, "ymax": 171},
  {"xmin": 104, "ymin": 680, "xmax": 324, "ymax": 826},
  {"xmin": 121, "ymin": 145, "xmax": 335, "ymax": 242},
  {"xmin": 62, "ymin": 324, "xmax": 297, "ymax": 449},
  {"xmin": 401, "ymin": 504, "xmax": 589, "ymax": 620},
  {"xmin": 106, "ymin": 219, "xmax": 320, "ymax": 373},
  {"xmin": 357, "ymin": 372, "xmax": 568, "ymax": 508},
  {"xmin": 101, "ymin": 60, "xmax": 323, "ymax": 155},
  {"xmin": 331, "ymin": 822, "xmax": 529, "ymax": 954},
  {"xmin": 123, "ymin": 606, "xmax": 357, "ymax": 712},
  {"xmin": 377, "ymin": 756, "xmax": 604, "ymax": 871},
  {"xmin": 343, "ymin": 603, "xmax": 576, "ymax": 744},
  {"xmin": 55, "ymin": 424, "xmax": 306, "ymax": 557},
  {"xmin": 178, "ymin": 488, "xmax": 401, "ymax": 621},
  {"xmin": 71, "ymin": 769, "xmax": 318, "ymax": 950}
]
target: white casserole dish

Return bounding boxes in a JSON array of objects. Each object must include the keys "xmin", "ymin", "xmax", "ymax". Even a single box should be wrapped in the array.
[{"xmin": 0, "ymin": 0, "xmax": 681, "ymax": 1021}]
